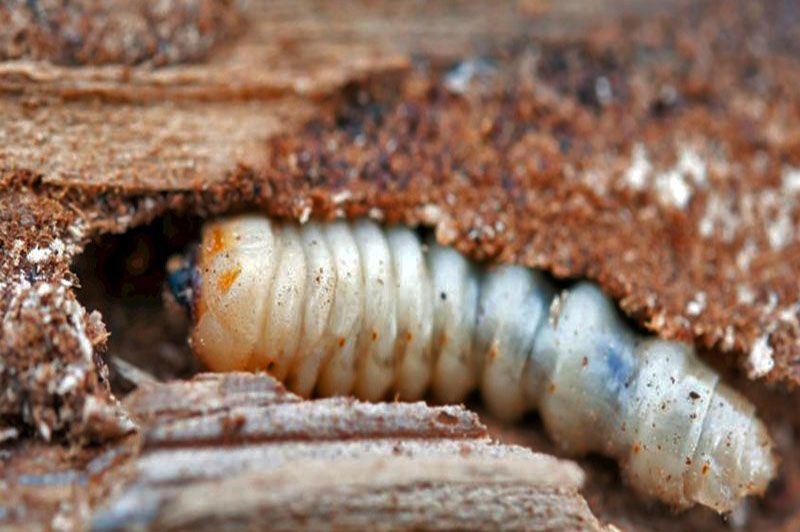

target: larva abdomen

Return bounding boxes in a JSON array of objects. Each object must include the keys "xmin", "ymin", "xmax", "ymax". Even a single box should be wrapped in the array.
[{"xmin": 181, "ymin": 214, "xmax": 776, "ymax": 512}]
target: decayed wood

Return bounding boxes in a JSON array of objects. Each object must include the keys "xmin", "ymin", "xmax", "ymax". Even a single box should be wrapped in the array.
[
  {"xmin": 124, "ymin": 372, "xmax": 301, "ymax": 423},
  {"xmin": 147, "ymin": 457, "xmax": 595, "ymax": 531},
  {"xmin": 141, "ymin": 399, "xmax": 487, "ymax": 447},
  {"xmin": 89, "ymin": 373, "xmax": 602, "ymax": 531}
]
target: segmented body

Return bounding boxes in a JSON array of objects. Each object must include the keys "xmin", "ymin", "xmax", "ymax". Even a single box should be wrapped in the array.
[{"xmin": 183, "ymin": 214, "xmax": 775, "ymax": 512}]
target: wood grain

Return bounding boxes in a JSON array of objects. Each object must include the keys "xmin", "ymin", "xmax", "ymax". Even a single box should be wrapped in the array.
[{"xmin": 90, "ymin": 373, "xmax": 601, "ymax": 531}]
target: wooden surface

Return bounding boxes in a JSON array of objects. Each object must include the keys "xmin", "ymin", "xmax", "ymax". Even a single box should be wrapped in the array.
[
  {"xmin": 93, "ymin": 373, "xmax": 601, "ymax": 531},
  {"xmin": 2, "ymin": 1, "xmax": 800, "ymax": 530}
]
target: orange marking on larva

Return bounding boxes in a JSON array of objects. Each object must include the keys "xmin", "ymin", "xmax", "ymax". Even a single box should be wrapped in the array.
[
  {"xmin": 547, "ymin": 382, "xmax": 556, "ymax": 394},
  {"xmin": 371, "ymin": 329, "xmax": 379, "ymax": 341},
  {"xmin": 404, "ymin": 330, "xmax": 413, "ymax": 342},
  {"xmin": 216, "ymin": 266, "xmax": 241, "ymax": 293},
  {"xmin": 206, "ymin": 226, "xmax": 226, "ymax": 256},
  {"xmin": 487, "ymin": 345, "xmax": 499, "ymax": 360},
  {"xmin": 702, "ymin": 463, "xmax": 710, "ymax": 475},
  {"xmin": 632, "ymin": 442, "xmax": 642, "ymax": 455},
  {"xmin": 338, "ymin": 336, "xmax": 346, "ymax": 348},
  {"xmin": 438, "ymin": 333, "xmax": 448, "ymax": 347}
]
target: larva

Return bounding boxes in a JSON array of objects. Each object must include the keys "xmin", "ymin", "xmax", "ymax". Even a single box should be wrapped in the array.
[{"xmin": 167, "ymin": 214, "xmax": 776, "ymax": 513}]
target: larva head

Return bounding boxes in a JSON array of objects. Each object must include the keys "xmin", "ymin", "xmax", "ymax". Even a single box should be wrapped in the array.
[
  {"xmin": 183, "ymin": 215, "xmax": 278, "ymax": 372},
  {"xmin": 165, "ymin": 252, "xmax": 199, "ymax": 318}
]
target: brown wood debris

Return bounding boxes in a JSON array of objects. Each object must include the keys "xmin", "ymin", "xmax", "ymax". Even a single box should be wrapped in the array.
[
  {"xmin": 1, "ymin": 374, "xmax": 601, "ymax": 530},
  {"xmin": 86, "ymin": 373, "xmax": 599, "ymax": 531},
  {"xmin": 0, "ymin": 0, "xmax": 243, "ymax": 67}
]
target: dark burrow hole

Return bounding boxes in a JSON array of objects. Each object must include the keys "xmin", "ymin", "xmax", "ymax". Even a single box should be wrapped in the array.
[{"xmin": 73, "ymin": 214, "xmax": 204, "ymax": 393}]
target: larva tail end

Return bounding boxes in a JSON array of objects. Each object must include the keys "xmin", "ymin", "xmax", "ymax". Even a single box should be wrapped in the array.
[
  {"xmin": 738, "ymin": 416, "xmax": 779, "ymax": 498},
  {"xmin": 686, "ymin": 386, "xmax": 778, "ymax": 513},
  {"xmin": 164, "ymin": 251, "xmax": 199, "ymax": 321}
]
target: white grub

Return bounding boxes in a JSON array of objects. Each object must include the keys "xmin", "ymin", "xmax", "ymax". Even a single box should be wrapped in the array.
[
  {"xmin": 747, "ymin": 334, "xmax": 775, "ymax": 379},
  {"xmin": 187, "ymin": 215, "xmax": 777, "ymax": 512},
  {"xmin": 685, "ymin": 291, "xmax": 707, "ymax": 316},
  {"xmin": 624, "ymin": 143, "xmax": 651, "ymax": 190}
]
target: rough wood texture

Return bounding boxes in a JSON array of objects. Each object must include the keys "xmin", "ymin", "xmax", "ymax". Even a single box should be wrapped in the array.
[
  {"xmin": 139, "ymin": 457, "xmax": 594, "ymax": 531},
  {"xmin": 0, "ymin": 0, "xmax": 244, "ymax": 66},
  {"xmin": 86, "ymin": 373, "xmax": 600, "ymax": 531}
]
